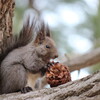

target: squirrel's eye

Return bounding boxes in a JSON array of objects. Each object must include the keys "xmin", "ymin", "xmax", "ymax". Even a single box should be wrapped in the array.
[{"xmin": 46, "ymin": 45, "xmax": 50, "ymax": 48}]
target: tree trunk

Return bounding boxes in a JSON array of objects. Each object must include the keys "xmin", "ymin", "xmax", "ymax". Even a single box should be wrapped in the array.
[
  {"xmin": 0, "ymin": 0, "xmax": 15, "ymax": 53},
  {"xmin": 0, "ymin": 71, "xmax": 100, "ymax": 100}
]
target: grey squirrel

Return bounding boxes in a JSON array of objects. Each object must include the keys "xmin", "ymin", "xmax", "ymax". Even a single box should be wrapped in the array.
[{"xmin": 0, "ymin": 17, "xmax": 58, "ymax": 94}]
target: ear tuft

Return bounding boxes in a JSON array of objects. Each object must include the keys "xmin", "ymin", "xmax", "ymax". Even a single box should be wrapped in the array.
[
  {"xmin": 34, "ymin": 20, "xmax": 46, "ymax": 44},
  {"xmin": 46, "ymin": 25, "xmax": 51, "ymax": 37}
]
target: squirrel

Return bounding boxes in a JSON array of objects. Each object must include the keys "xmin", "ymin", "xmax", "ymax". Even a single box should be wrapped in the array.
[{"xmin": 0, "ymin": 17, "xmax": 58, "ymax": 94}]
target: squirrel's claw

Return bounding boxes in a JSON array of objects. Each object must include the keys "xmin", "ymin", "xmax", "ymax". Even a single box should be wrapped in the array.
[
  {"xmin": 47, "ymin": 62, "xmax": 53, "ymax": 67},
  {"xmin": 21, "ymin": 86, "xmax": 33, "ymax": 93}
]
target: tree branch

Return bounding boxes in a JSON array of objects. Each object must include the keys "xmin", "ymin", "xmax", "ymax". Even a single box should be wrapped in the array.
[
  {"xmin": 63, "ymin": 48, "xmax": 100, "ymax": 72},
  {"xmin": 0, "ymin": 71, "xmax": 100, "ymax": 100}
]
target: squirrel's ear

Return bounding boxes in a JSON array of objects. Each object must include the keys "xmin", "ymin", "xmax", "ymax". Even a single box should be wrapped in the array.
[
  {"xmin": 46, "ymin": 26, "xmax": 51, "ymax": 37},
  {"xmin": 34, "ymin": 22, "xmax": 45, "ymax": 44}
]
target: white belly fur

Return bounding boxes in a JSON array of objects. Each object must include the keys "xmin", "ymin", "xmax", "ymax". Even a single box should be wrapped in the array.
[{"xmin": 26, "ymin": 71, "xmax": 41, "ymax": 89}]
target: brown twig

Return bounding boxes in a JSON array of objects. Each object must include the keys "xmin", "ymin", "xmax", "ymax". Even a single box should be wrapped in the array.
[
  {"xmin": 63, "ymin": 48, "xmax": 100, "ymax": 72},
  {"xmin": 28, "ymin": 0, "xmax": 41, "ymax": 16}
]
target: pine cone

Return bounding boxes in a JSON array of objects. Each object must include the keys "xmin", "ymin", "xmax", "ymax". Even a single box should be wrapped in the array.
[{"xmin": 46, "ymin": 62, "xmax": 71, "ymax": 87}]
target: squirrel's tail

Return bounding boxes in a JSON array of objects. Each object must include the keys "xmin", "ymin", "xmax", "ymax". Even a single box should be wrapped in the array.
[{"xmin": 0, "ymin": 17, "xmax": 35, "ymax": 65}]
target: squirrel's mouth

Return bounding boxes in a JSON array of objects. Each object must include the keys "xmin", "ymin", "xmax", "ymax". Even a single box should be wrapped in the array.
[
  {"xmin": 42, "ymin": 55, "xmax": 58, "ymax": 64},
  {"xmin": 47, "ymin": 57, "xmax": 58, "ymax": 64}
]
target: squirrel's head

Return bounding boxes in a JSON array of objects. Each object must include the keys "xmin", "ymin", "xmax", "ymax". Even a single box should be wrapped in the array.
[{"xmin": 33, "ymin": 23, "xmax": 58, "ymax": 63}]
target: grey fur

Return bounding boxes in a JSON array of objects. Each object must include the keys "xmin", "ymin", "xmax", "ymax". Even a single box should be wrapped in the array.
[
  {"xmin": 0, "ymin": 17, "xmax": 34, "ymax": 65},
  {"xmin": 0, "ymin": 18, "xmax": 58, "ymax": 94}
]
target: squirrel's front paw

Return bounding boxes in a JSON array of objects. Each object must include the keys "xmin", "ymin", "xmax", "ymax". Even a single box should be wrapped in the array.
[
  {"xmin": 21, "ymin": 86, "xmax": 33, "ymax": 93},
  {"xmin": 47, "ymin": 61, "xmax": 58, "ymax": 67}
]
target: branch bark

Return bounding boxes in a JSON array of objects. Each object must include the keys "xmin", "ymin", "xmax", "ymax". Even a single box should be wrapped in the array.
[
  {"xmin": 63, "ymin": 48, "xmax": 100, "ymax": 72},
  {"xmin": 0, "ymin": 70, "xmax": 100, "ymax": 100}
]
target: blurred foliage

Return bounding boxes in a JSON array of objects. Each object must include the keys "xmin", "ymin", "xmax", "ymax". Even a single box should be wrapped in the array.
[
  {"xmin": 14, "ymin": 0, "xmax": 100, "ymax": 74},
  {"xmin": 77, "ymin": 0, "xmax": 100, "ymax": 48},
  {"xmin": 75, "ymin": 0, "xmax": 100, "ymax": 73}
]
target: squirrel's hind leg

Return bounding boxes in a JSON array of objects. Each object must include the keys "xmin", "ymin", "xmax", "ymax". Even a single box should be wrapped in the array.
[{"xmin": 0, "ymin": 64, "xmax": 27, "ymax": 94}]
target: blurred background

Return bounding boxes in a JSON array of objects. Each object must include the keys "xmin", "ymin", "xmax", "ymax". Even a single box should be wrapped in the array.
[{"xmin": 14, "ymin": 0, "xmax": 100, "ymax": 80}]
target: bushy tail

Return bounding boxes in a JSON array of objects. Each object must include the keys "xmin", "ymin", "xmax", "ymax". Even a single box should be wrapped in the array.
[{"xmin": 0, "ymin": 17, "xmax": 35, "ymax": 65}]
